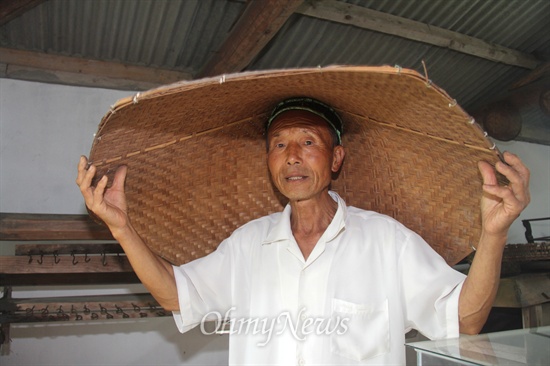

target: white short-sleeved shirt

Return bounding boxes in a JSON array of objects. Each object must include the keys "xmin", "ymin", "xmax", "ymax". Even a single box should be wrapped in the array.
[{"xmin": 173, "ymin": 191, "xmax": 466, "ymax": 365}]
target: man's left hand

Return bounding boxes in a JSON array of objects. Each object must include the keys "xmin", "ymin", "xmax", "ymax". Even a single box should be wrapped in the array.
[{"xmin": 477, "ymin": 151, "xmax": 531, "ymax": 240}]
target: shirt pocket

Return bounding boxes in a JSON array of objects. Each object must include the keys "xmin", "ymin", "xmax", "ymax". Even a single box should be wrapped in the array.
[{"xmin": 330, "ymin": 298, "xmax": 390, "ymax": 362}]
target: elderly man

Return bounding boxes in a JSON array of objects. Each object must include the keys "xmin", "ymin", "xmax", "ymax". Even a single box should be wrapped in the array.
[{"xmin": 77, "ymin": 97, "xmax": 530, "ymax": 365}]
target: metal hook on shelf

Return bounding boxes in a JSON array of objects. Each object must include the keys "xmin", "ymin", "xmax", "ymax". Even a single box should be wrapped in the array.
[
  {"xmin": 71, "ymin": 251, "xmax": 79, "ymax": 265},
  {"xmin": 53, "ymin": 251, "xmax": 61, "ymax": 264},
  {"xmin": 99, "ymin": 304, "xmax": 113, "ymax": 319},
  {"xmin": 57, "ymin": 305, "xmax": 69, "ymax": 320},
  {"xmin": 115, "ymin": 304, "xmax": 130, "ymax": 319},
  {"xmin": 25, "ymin": 306, "xmax": 35, "ymax": 315},
  {"xmin": 71, "ymin": 305, "xmax": 83, "ymax": 321}
]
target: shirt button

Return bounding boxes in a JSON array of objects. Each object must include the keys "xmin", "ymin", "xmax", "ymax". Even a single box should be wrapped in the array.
[{"xmin": 297, "ymin": 357, "xmax": 305, "ymax": 366}]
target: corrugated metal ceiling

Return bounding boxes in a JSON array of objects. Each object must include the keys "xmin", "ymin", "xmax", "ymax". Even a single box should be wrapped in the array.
[
  {"xmin": 0, "ymin": 0, "xmax": 548, "ymax": 143},
  {"xmin": 0, "ymin": 0, "xmax": 246, "ymax": 72}
]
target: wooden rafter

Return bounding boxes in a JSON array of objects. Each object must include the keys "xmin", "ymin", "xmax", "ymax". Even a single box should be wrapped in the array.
[
  {"xmin": 0, "ymin": 47, "xmax": 192, "ymax": 90},
  {"xmin": 198, "ymin": 0, "xmax": 305, "ymax": 77},
  {"xmin": 510, "ymin": 62, "xmax": 550, "ymax": 90},
  {"xmin": 297, "ymin": 0, "xmax": 541, "ymax": 70},
  {"xmin": 0, "ymin": 0, "xmax": 46, "ymax": 27}
]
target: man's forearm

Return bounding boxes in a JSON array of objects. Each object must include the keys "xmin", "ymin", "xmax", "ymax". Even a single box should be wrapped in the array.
[
  {"xmin": 111, "ymin": 224, "xmax": 179, "ymax": 311},
  {"xmin": 458, "ymin": 231, "xmax": 506, "ymax": 334}
]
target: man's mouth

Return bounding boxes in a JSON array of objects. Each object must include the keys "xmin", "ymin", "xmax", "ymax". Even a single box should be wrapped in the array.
[{"xmin": 286, "ymin": 176, "xmax": 307, "ymax": 181}]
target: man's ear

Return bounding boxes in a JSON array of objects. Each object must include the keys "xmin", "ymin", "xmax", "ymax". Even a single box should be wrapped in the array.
[{"xmin": 332, "ymin": 146, "xmax": 346, "ymax": 172}]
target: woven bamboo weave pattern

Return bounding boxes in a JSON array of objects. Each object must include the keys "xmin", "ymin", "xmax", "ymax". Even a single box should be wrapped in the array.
[{"xmin": 89, "ymin": 66, "xmax": 502, "ymax": 265}]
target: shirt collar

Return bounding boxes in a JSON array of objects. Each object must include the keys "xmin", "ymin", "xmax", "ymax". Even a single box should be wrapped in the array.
[{"xmin": 262, "ymin": 190, "xmax": 347, "ymax": 245}]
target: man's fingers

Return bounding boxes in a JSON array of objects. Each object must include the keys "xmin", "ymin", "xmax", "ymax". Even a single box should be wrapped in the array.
[
  {"xmin": 77, "ymin": 160, "xmax": 101, "ymax": 208},
  {"xmin": 81, "ymin": 164, "xmax": 96, "ymax": 192},
  {"xmin": 503, "ymin": 152, "xmax": 530, "ymax": 180},
  {"xmin": 478, "ymin": 161, "xmax": 497, "ymax": 186},
  {"xmin": 497, "ymin": 152, "xmax": 530, "ymax": 206},
  {"xmin": 76, "ymin": 156, "xmax": 88, "ymax": 186},
  {"xmin": 93, "ymin": 175, "xmax": 108, "ymax": 204},
  {"xmin": 497, "ymin": 153, "xmax": 530, "ymax": 188},
  {"xmin": 479, "ymin": 152, "xmax": 530, "ymax": 203},
  {"xmin": 112, "ymin": 165, "xmax": 128, "ymax": 191},
  {"xmin": 481, "ymin": 182, "xmax": 517, "ymax": 202}
]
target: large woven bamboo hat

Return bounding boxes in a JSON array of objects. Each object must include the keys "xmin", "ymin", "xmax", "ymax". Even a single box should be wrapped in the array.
[{"xmin": 89, "ymin": 65, "xmax": 503, "ymax": 266}]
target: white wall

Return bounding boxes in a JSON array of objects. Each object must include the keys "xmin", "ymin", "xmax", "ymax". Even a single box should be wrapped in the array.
[
  {"xmin": 0, "ymin": 79, "xmax": 229, "ymax": 365},
  {"xmin": 0, "ymin": 79, "xmax": 125, "ymax": 214},
  {"xmin": 1, "ymin": 78, "xmax": 549, "ymax": 365},
  {"xmin": 495, "ymin": 140, "xmax": 550, "ymax": 244},
  {"xmin": 3, "ymin": 312, "xmax": 228, "ymax": 366}
]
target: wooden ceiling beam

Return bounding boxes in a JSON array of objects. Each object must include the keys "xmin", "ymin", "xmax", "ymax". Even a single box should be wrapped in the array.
[
  {"xmin": 510, "ymin": 62, "xmax": 550, "ymax": 90},
  {"xmin": 298, "ymin": 0, "xmax": 541, "ymax": 70},
  {"xmin": 0, "ymin": 47, "xmax": 192, "ymax": 90},
  {"xmin": 199, "ymin": 0, "xmax": 304, "ymax": 78},
  {"xmin": 0, "ymin": 0, "xmax": 46, "ymax": 26}
]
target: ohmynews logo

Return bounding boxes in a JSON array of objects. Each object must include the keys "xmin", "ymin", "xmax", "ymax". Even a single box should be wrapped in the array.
[{"xmin": 200, "ymin": 307, "xmax": 349, "ymax": 346}]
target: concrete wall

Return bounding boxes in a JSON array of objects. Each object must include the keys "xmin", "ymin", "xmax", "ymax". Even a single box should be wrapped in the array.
[{"xmin": 1, "ymin": 78, "xmax": 549, "ymax": 365}]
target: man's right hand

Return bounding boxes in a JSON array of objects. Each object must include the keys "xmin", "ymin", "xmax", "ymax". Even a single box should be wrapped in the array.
[
  {"xmin": 76, "ymin": 156, "xmax": 179, "ymax": 311},
  {"xmin": 76, "ymin": 156, "xmax": 130, "ymax": 235}
]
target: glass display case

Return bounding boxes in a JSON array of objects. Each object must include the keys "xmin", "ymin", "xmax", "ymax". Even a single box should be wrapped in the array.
[{"xmin": 406, "ymin": 326, "xmax": 550, "ymax": 365}]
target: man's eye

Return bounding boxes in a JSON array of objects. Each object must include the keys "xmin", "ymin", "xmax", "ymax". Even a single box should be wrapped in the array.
[
  {"xmin": 305, "ymin": 140, "xmax": 313, "ymax": 146},
  {"xmin": 276, "ymin": 143, "xmax": 285, "ymax": 148}
]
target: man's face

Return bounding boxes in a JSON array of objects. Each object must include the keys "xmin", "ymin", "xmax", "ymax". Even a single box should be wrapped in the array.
[{"xmin": 266, "ymin": 110, "xmax": 345, "ymax": 203}]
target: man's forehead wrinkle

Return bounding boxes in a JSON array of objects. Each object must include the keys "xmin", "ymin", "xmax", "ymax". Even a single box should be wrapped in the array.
[
  {"xmin": 269, "ymin": 118, "xmax": 331, "ymax": 135},
  {"xmin": 268, "ymin": 126, "xmax": 326, "ymax": 142}
]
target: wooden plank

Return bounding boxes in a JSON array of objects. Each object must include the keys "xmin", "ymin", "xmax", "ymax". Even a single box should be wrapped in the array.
[
  {"xmin": 1, "ymin": 309, "xmax": 162, "ymax": 323},
  {"xmin": 199, "ymin": 0, "xmax": 304, "ymax": 77},
  {"xmin": 297, "ymin": 0, "xmax": 541, "ymax": 70},
  {"xmin": 4, "ymin": 64, "xmax": 162, "ymax": 91},
  {"xmin": 521, "ymin": 304, "xmax": 548, "ymax": 328},
  {"xmin": 0, "ymin": 272, "xmax": 140, "ymax": 286},
  {"xmin": 0, "ymin": 254, "xmax": 139, "ymax": 285},
  {"xmin": 0, "ymin": 0, "xmax": 46, "ymax": 26},
  {"xmin": 0, "ymin": 47, "xmax": 191, "ymax": 90},
  {"xmin": 0, "ymin": 255, "xmax": 133, "ymax": 274},
  {"xmin": 15, "ymin": 243, "xmax": 123, "ymax": 256},
  {"xmin": 493, "ymin": 273, "xmax": 550, "ymax": 308},
  {"xmin": 0, "ymin": 213, "xmax": 114, "ymax": 240},
  {"xmin": 0, "ymin": 293, "xmax": 167, "ymax": 323},
  {"xmin": 494, "ymin": 278, "xmax": 521, "ymax": 308}
]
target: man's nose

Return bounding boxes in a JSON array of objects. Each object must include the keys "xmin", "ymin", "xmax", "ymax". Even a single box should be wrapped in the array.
[{"xmin": 286, "ymin": 143, "xmax": 302, "ymax": 165}]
